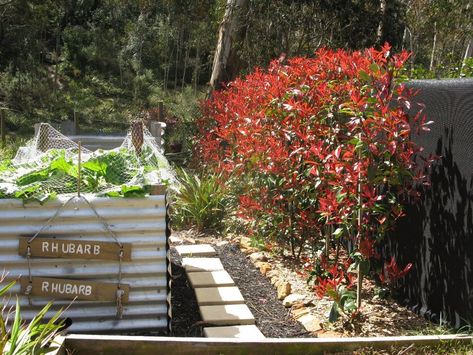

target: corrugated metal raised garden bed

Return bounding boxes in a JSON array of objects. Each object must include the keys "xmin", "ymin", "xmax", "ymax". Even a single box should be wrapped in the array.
[{"xmin": 0, "ymin": 123, "xmax": 172, "ymax": 333}]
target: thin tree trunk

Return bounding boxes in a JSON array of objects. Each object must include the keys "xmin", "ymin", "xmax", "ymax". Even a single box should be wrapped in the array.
[
  {"xmin": 466, "ymin": 39, "xmax": 473, "ymax": 58},
  {"xmin": 165, "ymin": 44, "xmax": 175, "ymax": 91},
  {"xmin": 174, "ymin": 30, "xmax": 181, "ymax": 89},
  {"xmin": 430, "ymin": 22, "xmax": 437, "ymax": 71},
  {"xmin": 376, "ymin": 0, "xmax": 387, "ymax": 45},
  {"xmin": 401, "ymin": 27, "xmax": 407, "ymax": 50},
  {"xmin": 209, "ymin": 0, "xmax": 247, "ymax": 91},
  {"xmin": 181, "ymin": 43, "xmax": 189, "ymax": 90},
  {"xmin": 162, "ymin": 14, "xmax": 171, "ymax": 91},
  {"xmin": 54, "ymin": 28, "xmax": 60, "ymax": 94},
  {"xmin": 460, "ymin": 39, "xmax": 473, "ymax": 77},
  {"xmin": 407, "ymin": 28, "xmax": 414, "ymax": 74},
  {"xmin": 193, "ymin": 45, "xmax": 200, "ymax": 94}
]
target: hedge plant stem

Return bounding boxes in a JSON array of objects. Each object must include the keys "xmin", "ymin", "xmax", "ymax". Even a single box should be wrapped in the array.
[
  {"xmin": 335, "ymin": 238, "xmax": 341, "ymax": 265},
  {"xmin": 325, "ymin": 221, "xmax": 330, "ymax": 258},
  {"xmin": 356, "ymin": 132, "xmax": 363, "ymax": 309},
  {"xmin": 289, "ymin": 198, "xmax": 295, "ymax": 258}
]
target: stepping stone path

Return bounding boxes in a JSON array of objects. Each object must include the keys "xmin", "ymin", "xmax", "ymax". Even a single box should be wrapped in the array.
[
  {"xmin": 199, "ymin": 304, "xmax": 255, "ymax": 325},
  {"xmin": 182, "ymin": 257, "xmax": 224, "ymax": 272},
  {"xmin": 187, "ymin": 270, "xmax": 235, "ymax": 288},
  {"xmin": 175, "ymin": 244, "xmax": 217, "ymax": 257},
  {"xmin": 176, "ymin": 243, "xmax": 265, "ymax": 338},
  {"xmin": 195, "ymin": 286, "xmax": 245, "ymax": 306}
]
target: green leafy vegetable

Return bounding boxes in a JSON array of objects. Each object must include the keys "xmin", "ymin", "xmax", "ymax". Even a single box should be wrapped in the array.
[{"xmin": 0, "ymin": 147, "xmax": 171, "ymax": 203}]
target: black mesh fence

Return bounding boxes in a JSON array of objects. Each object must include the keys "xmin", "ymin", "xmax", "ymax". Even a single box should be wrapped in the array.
[{"xmin": 387, "ymin": 79, "xmax": 473, "ymax": 327}]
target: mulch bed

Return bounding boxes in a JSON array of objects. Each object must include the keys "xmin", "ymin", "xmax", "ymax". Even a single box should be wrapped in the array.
[
  {"xmin": 215, "ymin": 243, "xmax": 311, "ymax": 338},
  {"xmin": 170, "ymin": 248, "xmax": 203, "ymax": 337},
  {"xmin": 160, "ymin": 232, "xmax": 465, "ymax": 353},
  {"xmin": 169, "ymin": 238, "xmax": 438, "ymax": 340},
  {"xmin": 169, "ymin": 243, "xmax": 310, "ymax": 338}
]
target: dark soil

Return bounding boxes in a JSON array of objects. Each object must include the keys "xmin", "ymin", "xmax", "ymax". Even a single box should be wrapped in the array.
[
  {"xmin": 215, "ymin": 243, "xmax": 310, "ymax": 338},
  {"xmin": 169, "ymin": 248, "xmax": 203, "ymax": 337}
]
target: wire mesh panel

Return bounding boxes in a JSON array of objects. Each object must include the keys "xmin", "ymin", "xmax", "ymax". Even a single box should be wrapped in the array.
[
  {"xmin": 1, "ymin": 122, "xmax": 173, "ymax": 200},
  {"xmin": 387, "ymin": 79, "xmax": 473, "ymax": 327}
]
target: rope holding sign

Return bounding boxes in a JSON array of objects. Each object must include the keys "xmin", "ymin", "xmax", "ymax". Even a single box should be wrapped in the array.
[
  {"xmin": 25, "ymin": 245, "xmax": 33, "ymax": 305},
  {"xmin": 24, "ymin": 194, "xmax": 77, "ymax": 305},
  {"xmin": 116, "ymin": 247, "xmax": 125, "ymax": 319},
  {"xmin": 24, "ymin": 193, "xmax": 126, "ymax": 318}
]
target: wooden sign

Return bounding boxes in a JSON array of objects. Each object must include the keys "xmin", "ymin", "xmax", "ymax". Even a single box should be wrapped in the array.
[
  {"xmin": 18, "ymin": 238, "xmax": 132, "ymax": 261},
  {"xmin": 20, "ymin": 277, "xmax": 129, "ymax": 303}
]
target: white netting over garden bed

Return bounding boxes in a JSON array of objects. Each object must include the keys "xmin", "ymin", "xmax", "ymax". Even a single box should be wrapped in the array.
[{"xmin": 0, "ymin": 122, "xmax": 174, "ymax": 201}]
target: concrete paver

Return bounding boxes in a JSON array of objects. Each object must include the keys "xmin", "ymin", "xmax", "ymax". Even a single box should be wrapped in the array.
[
  {"xmin": 175, "ymin": 244, "xmax": 216, "ymax": 257},
  {"xmin": 199, "ymin": 304, "xmax": 255, "ymax": 325},
  {"xmin": 195, "ymin": 286, "xmax": 244, "ymax": 306},
  {"xmin": 182, "ymin": 257, "xmax": 224, "ymax": 272},
  {"xmin": 187, "ymin": 270, "xmax": 235, "ymax": 288}
]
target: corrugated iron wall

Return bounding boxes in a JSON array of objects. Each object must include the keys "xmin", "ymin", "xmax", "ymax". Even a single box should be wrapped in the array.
[{"xmin": 0, "ymin": 195, "xmax": 169, "ymax": 333}]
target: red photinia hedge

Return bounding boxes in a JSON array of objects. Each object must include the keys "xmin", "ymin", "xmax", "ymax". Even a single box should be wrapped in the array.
[{"xmin": 198, "ymin": 44, "xmax": 429, "ymax": 313}]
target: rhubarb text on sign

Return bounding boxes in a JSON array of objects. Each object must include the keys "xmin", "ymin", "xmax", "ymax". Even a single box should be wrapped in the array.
[
  {"xmin": 18, "ymin": 237, "xmax": 132, "ymax": 261},
  {"xmin": 20, "ymin": 276, "xmax": 129, "ymax": 302}
]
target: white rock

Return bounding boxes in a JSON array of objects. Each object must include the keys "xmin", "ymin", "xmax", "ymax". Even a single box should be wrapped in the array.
[
  {"xmin": 249, "ymin": 252, "xmax": 267, "ymax": 263},
  {"xmin": 298, "ymin": 314, "xmax": 322, "ymax": 332},
  {"xmin": 240, "ymin": 236, "xmax": 252, "ymax": 249},
  {"xmin": 277, "ymin": 282, "xmax": 291, "ymax": 300},
  {"xmin": 282, "ymin": 293, "xmax": 306, "ymax": 308},
  {"xmin": 216, "ymin": 240, "xmax": 229, "ymax": 247},
  {"xmin": 169, "ymin": 235, "xmax": 183, "ymax": 244}
]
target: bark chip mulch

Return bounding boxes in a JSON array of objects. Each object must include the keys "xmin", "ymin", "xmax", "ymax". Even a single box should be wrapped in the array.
[
  {"xmin": 169, "ymin": 243, "xmax": 310, "ymax": 338},
  {"xmin": 168, "ymin": 231, "xmax": 444, "ymax": 342},
  {"xmin": 170, "ymin": 248, "xmax": 203, "ymax": 337},
  {"xmin": 215, "ymin": 243, "xmax": 311, "ymax": 338}
]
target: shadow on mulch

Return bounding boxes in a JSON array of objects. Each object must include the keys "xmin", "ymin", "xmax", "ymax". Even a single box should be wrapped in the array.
[
  {"xmin": 170, "ymin": 249, "xmax": 203, "ymax": 337},
  {"xmin": 215, "ymin": 244, "xmax": 313, "ymax": 338}
]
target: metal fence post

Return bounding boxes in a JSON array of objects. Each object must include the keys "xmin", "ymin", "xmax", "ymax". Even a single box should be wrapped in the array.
[{"xmin": 149, "ymin": 121, "xmax": 166, "ymax": 151}]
